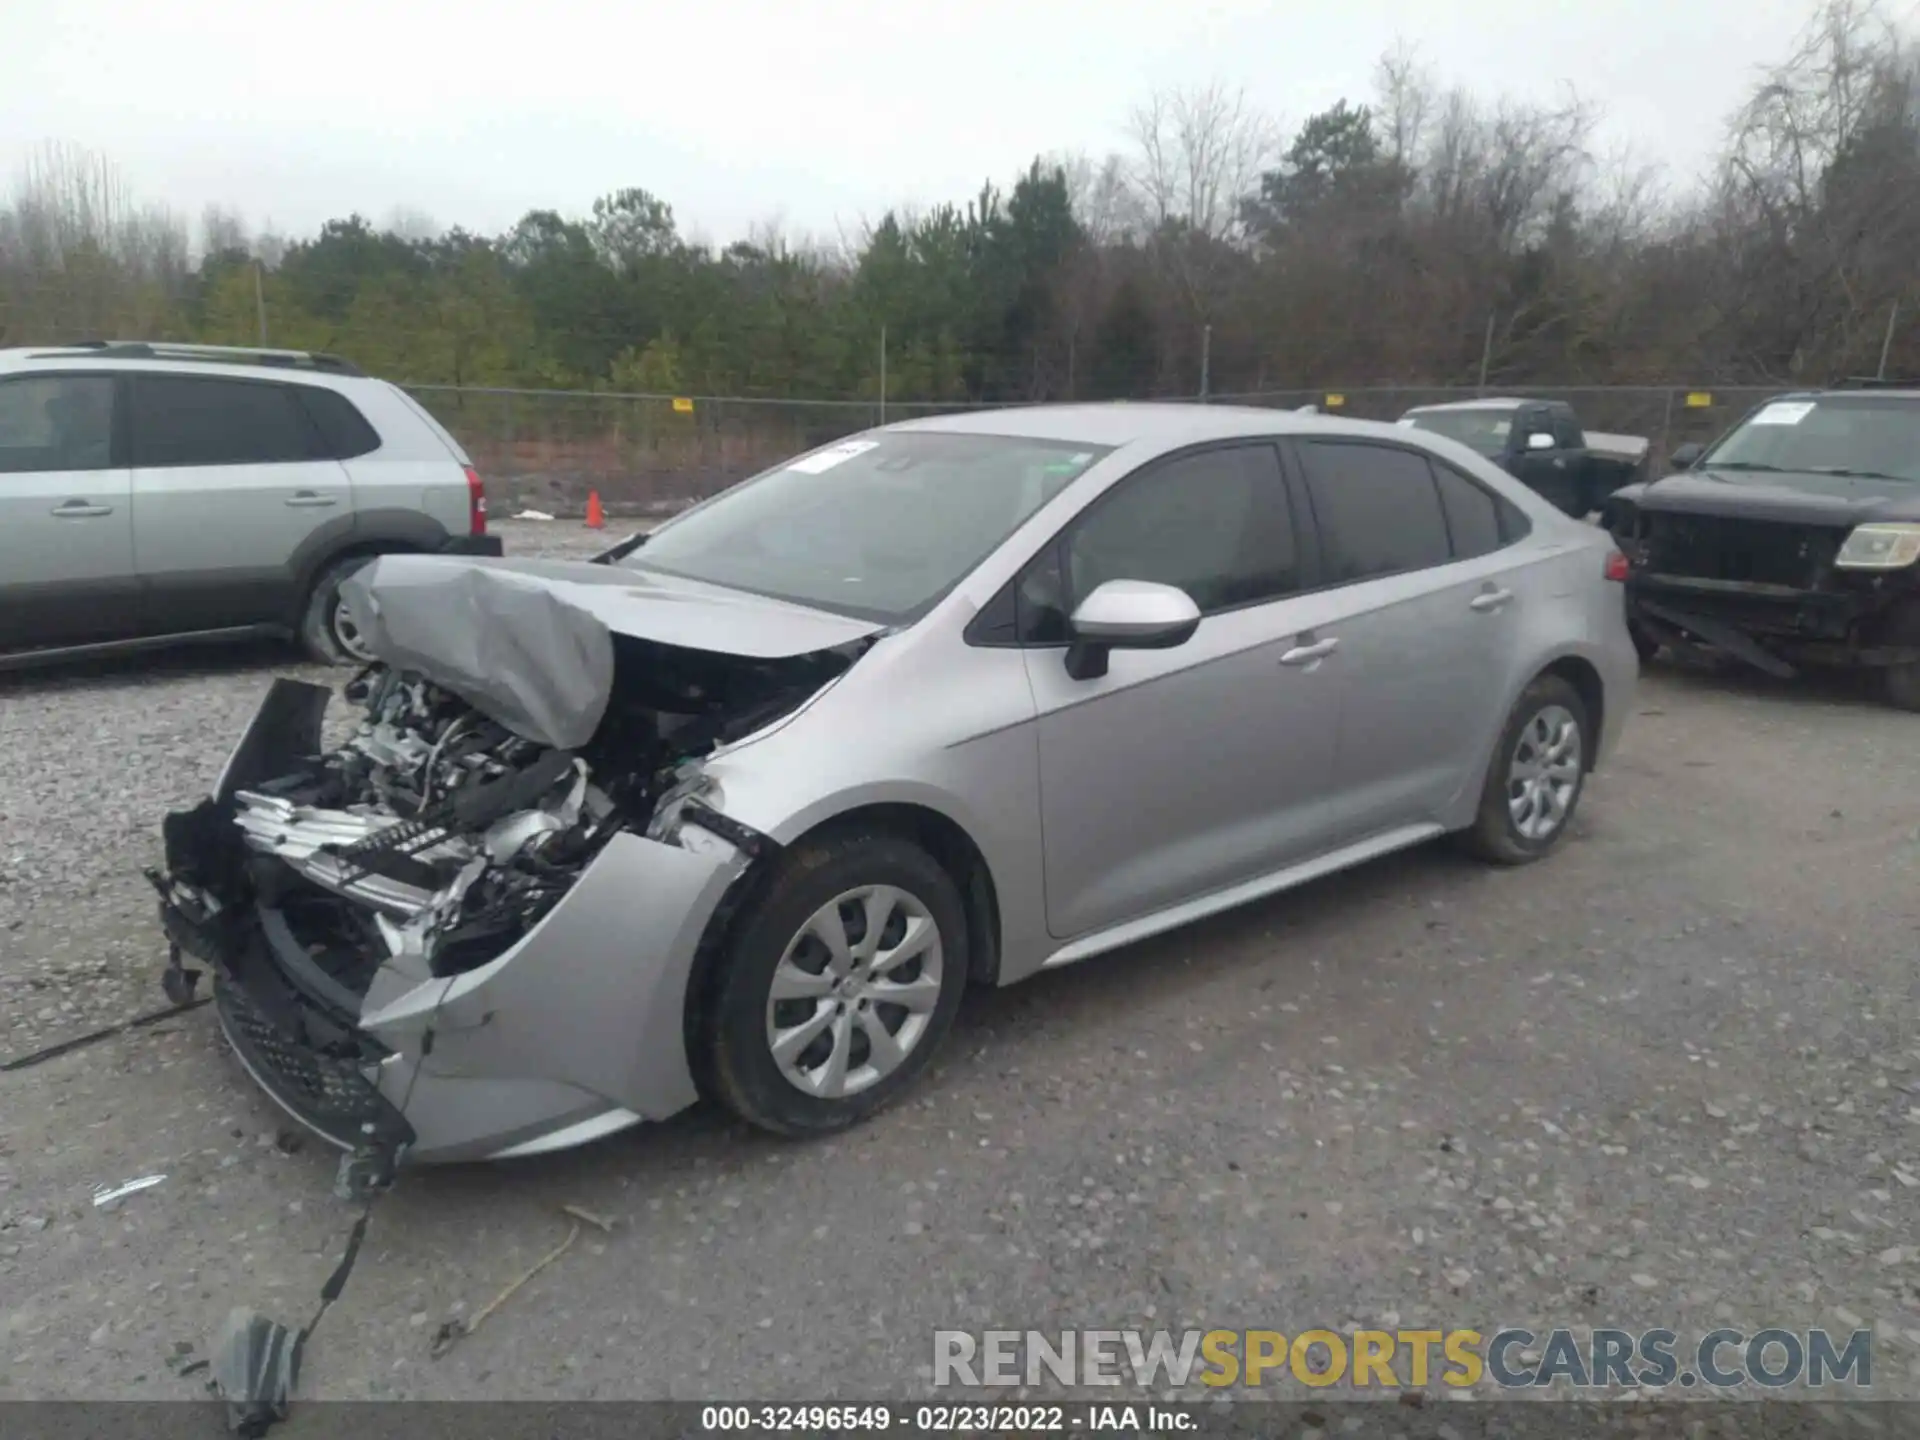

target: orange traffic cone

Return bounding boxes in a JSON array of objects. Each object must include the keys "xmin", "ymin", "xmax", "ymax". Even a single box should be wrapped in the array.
[{"xmin": 585, "ymin": 491, "xmax": 605, "ymax": 529}]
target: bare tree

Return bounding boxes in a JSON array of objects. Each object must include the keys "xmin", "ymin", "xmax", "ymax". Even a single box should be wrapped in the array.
[
  {"xmin": 253, "ymin": 228, "xmax": 289, "ymax": 270},
  {"xmin": 0, "ymin": 142, "xmax": 188, "ymax": 342},
  {"xmin": 383, "ymin": 205, "xmax": 439, "ymax": 242},
  {"xmin": 200, "ymin": 204, "xmax": 251, "ymax": 260},
  {"xmin": 1374, "ymin": 41, "xmax": 1434, "ymax": 168},
  {"xmin": 1718, "ymin": 0, "xmax": 1920, "ymax": 371},
  {"xmin": 1047, "ymin": 150, "xmax": 1135, "ymax": 244},
  {"xmin": 1124, "ymin": 83, "xmax": 1280, "ymax": 244}
]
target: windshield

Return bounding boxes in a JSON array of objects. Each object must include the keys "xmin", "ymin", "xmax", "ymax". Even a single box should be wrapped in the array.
[
  {"xmin": 619, "ymin": 431, "xmax": 1109, "ymax": 621},
  {"xmin": 1402, "ymin": 408, "xmax": 1513, "ymax": 457},
  {"xmin": 1703, "ymin": 397, "xmax": 1920, "ymax": 482}
]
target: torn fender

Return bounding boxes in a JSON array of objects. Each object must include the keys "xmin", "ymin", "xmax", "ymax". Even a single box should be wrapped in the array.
[{"xmin": 340, "ymin": 554, "xmax": 886, "ymax": 750}]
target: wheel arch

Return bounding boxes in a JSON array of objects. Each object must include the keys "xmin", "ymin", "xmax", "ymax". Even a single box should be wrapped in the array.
[
  {"xmin": 287, "ymin": 509, "xmax": 452, "ymax": 625},
  {"xmin": 1537, "ymin": 653, "xmax": 1605, "ymax": 772},
  {"xmin": 676, "ymin": 799, "xmax": 1002, "ymax": 1113},
  {"xmin": 780, "ymin": 801, "xmax": 1004, "ymax": 988},
  {"xmin": 684, "ymin": 795, "xmax": 1004, "ymax": 1047},
  {"xmin": 1449, "ymin": 646, "xmax": 1610, "ymax": 833}
]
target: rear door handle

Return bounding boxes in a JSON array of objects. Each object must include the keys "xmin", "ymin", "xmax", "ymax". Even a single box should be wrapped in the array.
[
  {"xmin": 51, "ymin": 499, "xmax": 113, "ymax": 518},
  {"xmin": 1470, "ymin": 588, "xmax": 1515, "ymax": 612},
  {"xmin": 1279, "ymin": 637, "xmax": 1339, "ymax": 666},
  {"xmin": 284, "ymin": 491, "xmax": 338, "ymax": 508}
]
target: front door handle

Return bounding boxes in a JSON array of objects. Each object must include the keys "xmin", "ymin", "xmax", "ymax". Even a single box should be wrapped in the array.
[
  {"xmin": 285, "ymin": 491, "xmax": 338, "ymax": 508},
  {"xmin": 51, "ymin": 499, "xmax": 113, "ymax": 518},
  {"xmin": 1470, "ymin": 588, "xmax": 1515, "ymax": 612},
  {"xmin": 1279, "ymin": 637, "xmax": 1339, "ymax": 666}
]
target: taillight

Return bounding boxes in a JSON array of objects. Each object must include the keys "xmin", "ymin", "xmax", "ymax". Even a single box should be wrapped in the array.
[
  {"xmin": 1604, "ymin": 550, "xmax": 1629, "ymax": 582},
  {"xmin": 464, "ymin": 465, "xmax": 487, "ymax": 536}
]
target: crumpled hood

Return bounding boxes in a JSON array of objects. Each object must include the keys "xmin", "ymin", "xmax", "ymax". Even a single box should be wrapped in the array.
[{"xmin": 340, "ymin": 554, "xmax": 886, "ymax": 750}]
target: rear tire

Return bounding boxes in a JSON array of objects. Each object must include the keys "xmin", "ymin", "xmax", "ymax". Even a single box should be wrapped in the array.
[
  {"xmin": 299, "ymin": 555, "xmax": 378, "ymax": 666},
  {"xmin": 1629, "ymin": 620, "xmax": 1661, "ymax": 666},
  {"xmin": 1885, "ymin": 663, "xmax": 1920, "ymax": 712},
  {"xmin": 1458, "ymin": 674, "xmax": 1591, "ymax": 866},
  {"xmin": 701, "ymin": 829, "xmax": 969, "ymax": 1137}
]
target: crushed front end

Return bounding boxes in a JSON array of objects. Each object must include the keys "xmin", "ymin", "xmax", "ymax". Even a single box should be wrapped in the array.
[
  {"xmin": 1606, "ymin": 502, "xmax": 1920, "ymax": 678},
  {"xmin": 151, "ymin": 621, "xmax": 854, "ymax": 1165}
]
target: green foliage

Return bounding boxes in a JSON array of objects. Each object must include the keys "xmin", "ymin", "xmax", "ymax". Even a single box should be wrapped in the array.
[{"xmin": 8, "ymin": 14, "xmax": 1920, "ymax": 399}]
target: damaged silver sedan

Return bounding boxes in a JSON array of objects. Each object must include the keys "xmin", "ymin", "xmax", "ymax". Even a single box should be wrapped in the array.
[{"xmin": 151, "ymin": 405, "xmax": 1637, "ymax": 1170}]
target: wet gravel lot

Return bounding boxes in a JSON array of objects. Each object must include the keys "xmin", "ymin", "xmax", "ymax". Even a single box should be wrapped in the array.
[{"xmin": 2, "ymin": 517, "xmax": 1918, "ymax": 1402}]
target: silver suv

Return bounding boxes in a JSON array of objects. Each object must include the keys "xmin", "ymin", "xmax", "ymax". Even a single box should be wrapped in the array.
[{"xmin": 0, "ymin": 341, "xmax": 501, "ymax": 667}]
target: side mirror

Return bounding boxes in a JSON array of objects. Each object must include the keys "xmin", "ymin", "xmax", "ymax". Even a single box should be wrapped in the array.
[
  {"xmin": 1063, "ymin": 579, "xmax": 1201, "ymax": 681},
  {"xmin": 1668, "ymin": 442, "xmax": 1705, "ymax": 471},
  {"xmin": 1526, "ymin": 431, "xmax": 1557, "ymax": 452}
]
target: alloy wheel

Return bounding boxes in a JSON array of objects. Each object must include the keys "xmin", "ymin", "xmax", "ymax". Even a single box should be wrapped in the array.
[
  {"xmin": 764, "ymin": 884, "xmax": 945, "ymax": 1099},
  {"xmin": 1507, "ymin": 703, "xmax": 1582, "ymax": 841}
]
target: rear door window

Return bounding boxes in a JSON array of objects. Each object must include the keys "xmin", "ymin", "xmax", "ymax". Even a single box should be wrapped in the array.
[
  {"xmin": 1297, "ymin": 441, "xmax": 1453, "ymax": 582},
  {"xmin": 132, "ymin": 375, "xmax": 321, "ymax": 467},
  {"xmin": 0, "ymin": 375, "xmax": 116, "ymax": 473}
]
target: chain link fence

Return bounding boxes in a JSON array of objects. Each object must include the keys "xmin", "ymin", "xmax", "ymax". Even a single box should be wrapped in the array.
[
  {"xmin": 1215, "ymin": 385, "xmax": 1785, "ymax": 466},
  {"xmin": 408, "ymin": 382, "xmax": 1790, "ymax": 516}
]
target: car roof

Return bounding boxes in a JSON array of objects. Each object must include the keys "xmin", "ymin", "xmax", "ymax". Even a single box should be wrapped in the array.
[
  {"xmin": 1778, "ymin": 387, "xmax": 1920, "ymax": 401},
  {"xmin": 0, "ymin": 343, "xmax": 368, "ymax": 387},
  {"xmin": 888, "ymin": 401, "xmax": 1434, "ymax": 448},
  {"xmin": 1402, "ymin": 397, "xmax": 1532, "ymax": 414}
]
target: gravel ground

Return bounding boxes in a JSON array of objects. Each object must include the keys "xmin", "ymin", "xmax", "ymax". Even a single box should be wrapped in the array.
[{"xmin": 3, "ymin": 529, "xmax": 1918, "ymax": 1403}]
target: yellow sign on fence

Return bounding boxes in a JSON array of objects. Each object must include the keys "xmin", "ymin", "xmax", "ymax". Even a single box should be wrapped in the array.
[
  {"xmin": 672, "ymin": 396, "xmax": 695, "ymax": 414},
  {"xmin": 1685, "ymin": 392, "xmax": 1713, "ymax": 408},
  {"xmin": 1324, "ymin": 393, "xmax": 1346, "ymax": 408}
]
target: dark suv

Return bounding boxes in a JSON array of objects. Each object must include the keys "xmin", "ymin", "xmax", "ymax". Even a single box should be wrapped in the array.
[{"xmin": 1602, "ymin": 383, "xmax": 1920, "ymax": 709}]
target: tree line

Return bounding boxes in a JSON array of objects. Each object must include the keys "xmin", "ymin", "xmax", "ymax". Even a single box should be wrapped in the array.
[{"xmin": 4, "ymin": 1, "xmax": 1919, "ymax": 403}]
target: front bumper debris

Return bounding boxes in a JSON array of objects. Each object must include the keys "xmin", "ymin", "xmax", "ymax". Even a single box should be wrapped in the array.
[
  {"xmin": 1627, "ymin": 575, "xmax": 1920, "ymax": 677},
  {"xmin": 149, "ymin": 854, "xmax": 415, "ymax": 1188},
  {"xmin": 154, "ymin": 677, "xmax": 754, "ymax": 1165}
]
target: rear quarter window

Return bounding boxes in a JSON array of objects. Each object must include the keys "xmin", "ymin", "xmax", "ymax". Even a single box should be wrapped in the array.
[
  {"xmin": 296, "ymin": 386, "xmax": 382, "ymax": 459},
  {"xmin": 1431, "ymin": 461, "xmax": 1505, "ymax": 558}
]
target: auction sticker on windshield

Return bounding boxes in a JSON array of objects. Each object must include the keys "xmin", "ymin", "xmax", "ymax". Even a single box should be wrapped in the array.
[
  {"xmin": 787, "ymin": 440, "xmax": 881, "ymax": 474},
  {"xmin": 1750, "ymin": 401, "xmax": 1816, "ymax": 426}
]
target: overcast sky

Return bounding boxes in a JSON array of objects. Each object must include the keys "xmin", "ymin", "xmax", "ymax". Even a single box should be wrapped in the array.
[{"xmin": 0, "ymin": 0, "xmax": 1860, "ymax": 249}]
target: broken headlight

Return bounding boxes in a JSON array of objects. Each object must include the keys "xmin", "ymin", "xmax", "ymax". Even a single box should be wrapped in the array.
[
  {"xmin": 644, "ymin": 765, "xmax": 723, "ymax": 843},
  {"xmin": 1836, "ymin": 522, "xmax": 1920, "ymax": 570}
]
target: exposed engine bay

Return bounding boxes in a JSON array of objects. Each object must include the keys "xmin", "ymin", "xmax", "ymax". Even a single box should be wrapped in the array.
[{"xmin": 213, "ymin": 632, "xmax": 857, "ymax": 996}]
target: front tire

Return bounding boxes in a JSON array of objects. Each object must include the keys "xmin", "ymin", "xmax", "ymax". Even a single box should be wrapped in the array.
[
  {"xmin": 1877, "ymin": 599, "xmax": 1920, "ymax": 712},
  {"xmin": 299, "ymin": 555, "xmax": 378, "ymax": 666},
  {"xmin": 1459, "ymin": 674, "xmax": 1591, "ymax": 865},
  {"xmin": 702, "ymin": 829, "xmax": 968, "ymax": 1137}
]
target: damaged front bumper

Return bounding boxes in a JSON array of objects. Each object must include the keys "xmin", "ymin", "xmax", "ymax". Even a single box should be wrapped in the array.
[
  {"xmin": 1627, "ymin": 574, "xmax": 1920, "ymax": 678},
  {"xmin": 154, "ymin": 679, "xmax": 749, "ymax": 1165}
]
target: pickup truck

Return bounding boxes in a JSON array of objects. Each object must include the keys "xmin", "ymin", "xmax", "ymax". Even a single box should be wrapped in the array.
[{"xmin": 1398, "ymin": 397, "xmax": 1650, "ymax": 518}]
